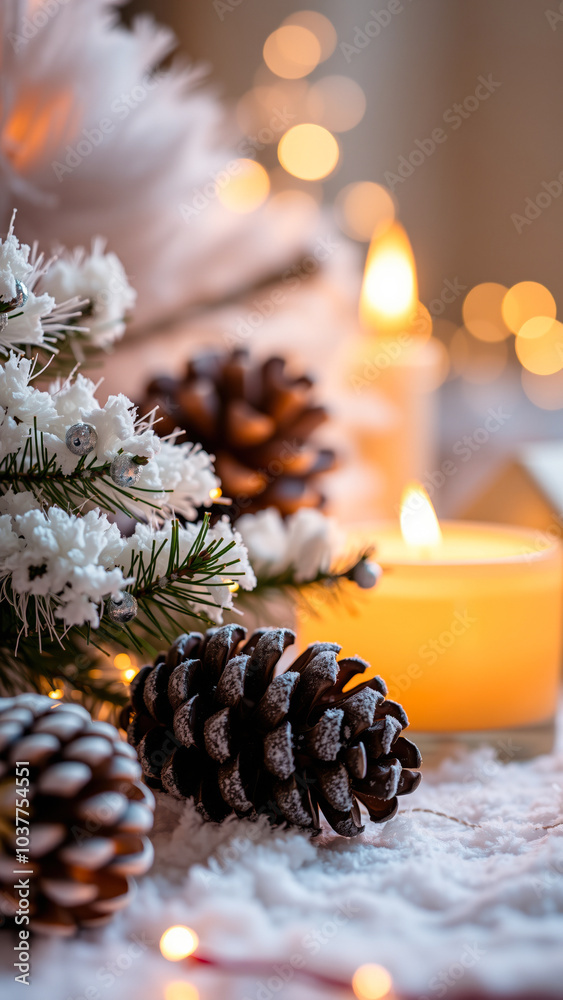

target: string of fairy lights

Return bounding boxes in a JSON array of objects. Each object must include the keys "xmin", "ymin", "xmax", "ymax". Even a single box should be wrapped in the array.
[{"xmin": 158, "ymin": 924, "xmax": 395, "ymax": 1000}]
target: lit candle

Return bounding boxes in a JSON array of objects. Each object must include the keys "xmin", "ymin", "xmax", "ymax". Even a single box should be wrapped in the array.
[
  {"xmin": 349, "ymin": 222, "xmax": 444, "ymax": 521},
  {"xmin": 297, "ymin": 485, "xmax": 563, "ymax": 759}
]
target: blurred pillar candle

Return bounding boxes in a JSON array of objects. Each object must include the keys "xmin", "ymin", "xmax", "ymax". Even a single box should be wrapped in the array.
[
  {"xmin": 352, "ymin": 222, "xmax": 441, "ymax": 518},
  {"xmin": 297, "ymin": 485, "xmax": 563, "ymax": 757}
]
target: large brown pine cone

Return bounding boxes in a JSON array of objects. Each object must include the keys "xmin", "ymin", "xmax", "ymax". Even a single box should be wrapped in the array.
[
  {"xmin": 123, "ymin": 625, "xmax": 421, "ymax": 837},
  {"xmin": 141, "ymin": 348, "xmax": 336, "ymax": 517},
  {"xmin": 0, "ymin": 695, "xmax": 155, "ymax": 936}
]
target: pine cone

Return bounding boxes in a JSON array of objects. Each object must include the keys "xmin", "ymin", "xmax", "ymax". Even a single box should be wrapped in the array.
[
  {"xmin": 123, "ymin": 625, "xmax": 421, "ymax": 837},
  {"xmin": 141, "ymin": 348, "xmax": 336, "ymax": 517},
  {"xmin": 0, "ymin": 695, "xmax": 155, "ymax": 936}
]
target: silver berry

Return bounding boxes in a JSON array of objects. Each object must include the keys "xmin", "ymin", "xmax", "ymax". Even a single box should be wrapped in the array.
[
  {"xmin": 65, "ymin": 422, "xmax": 98, "ymax": 456},
  {"xmin": 110, "ymin": 453, "xmax": 142, "ymax": 488},
  {"xmin": 1, "ymin": 279, "xmax": 28, "ymax": 311},
  {"xmin": 107, "ymin": 592, "xmax": 138, "ymax": 625},
  {"xmin": 350, "ymin": 560, "xmax": 382, "ymax": 590}
]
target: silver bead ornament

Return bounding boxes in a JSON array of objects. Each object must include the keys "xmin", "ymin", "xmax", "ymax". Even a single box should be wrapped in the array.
[
  {"xmin": 65, "ymin": 422, "xmax": 98, "ymax": 457},
  {"xmin": 0, "ymin": 279, "xmax": 29, "ymax": 311},
  {"xmin": 107, "ymin": 592, "xmax": 138, "ymax": 625},
  {"xmin": 350, "ymin": 560, "xmax": 382, "ymax": 590},
  {"xmin": 110, "ymin": 453, "xmax": 142, "ymax": 488}
]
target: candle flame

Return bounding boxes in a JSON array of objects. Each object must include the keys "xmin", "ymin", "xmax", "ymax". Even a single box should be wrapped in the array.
[
  {"xmin": 359, "ymin": 221, "xmax": 418, "ymax": 334},
  {"xmin": 400, "ymin": 482, "xmax": 442, "ymax": 548}
]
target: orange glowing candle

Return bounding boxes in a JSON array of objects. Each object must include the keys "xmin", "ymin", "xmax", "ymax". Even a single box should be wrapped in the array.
[{"xmin": 298, "ymin": 484, "xmax": 563, "ymax": 759}]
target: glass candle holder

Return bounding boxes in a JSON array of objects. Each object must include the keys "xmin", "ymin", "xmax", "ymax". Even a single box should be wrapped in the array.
[{"xmin": 297, "ymin": 522, "xmax": 563, "ymax": 763}]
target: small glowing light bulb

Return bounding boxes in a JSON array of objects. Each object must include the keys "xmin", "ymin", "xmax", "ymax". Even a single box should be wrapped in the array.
[
  {"xmin": 160, "ymin": 926, "xmax": 199, "ymax": 962},
  {"xmin": 352, "ymin": 963, "xmax": 393, "ymax": 1000}
]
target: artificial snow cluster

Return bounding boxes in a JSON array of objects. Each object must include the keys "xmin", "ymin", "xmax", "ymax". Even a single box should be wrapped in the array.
[
  {"xmin": 237, "ymin": 507, "xmax": 337, "ymax": 584},
  {"xmin": 0, "ymin": 213, "xmax": 135, "ymax": 358},
  {"xmin": 0, "ymin": 220, "xmax": 255, "ymax": 658}
]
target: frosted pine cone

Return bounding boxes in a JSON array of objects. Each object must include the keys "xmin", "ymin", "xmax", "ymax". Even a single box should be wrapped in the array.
[
  {"xmin": 123, "ymin": 625, "xmax": 421, "ymax": 837},
  {"xmin": 0, "ymin": 696, "xmax": 154, "ymax": 936}
]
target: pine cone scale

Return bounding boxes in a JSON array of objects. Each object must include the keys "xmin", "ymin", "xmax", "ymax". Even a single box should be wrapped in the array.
[
  {"xmin": 140, "ymin": 349, "xmax": 336, "ymax": 517},
  {"xmin": 124, "ymin": 626, "xmax": 422, "ymax": 837},
  {"xmin": 0, "ymin": 696, "xmax": 154, "ymax": 934}
]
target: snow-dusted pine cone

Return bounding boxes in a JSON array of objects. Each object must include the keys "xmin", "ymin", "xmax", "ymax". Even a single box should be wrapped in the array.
[
  {"xmin": 0, "ymin": 695, "xmax": 155, "ymax": 936},
  {"xmin": 123, "ymin": 625, "xmax": 421, "ymax": 837},
  {"xmin": 141, "ymin": 348, "xmax": 336, "ymax": 517}
]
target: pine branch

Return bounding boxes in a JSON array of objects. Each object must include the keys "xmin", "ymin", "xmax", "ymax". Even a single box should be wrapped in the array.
[
  {"xmin": 91, "ymin": 516, "xmax": 244, "ymax": 656},
  {"xmin": 0, "ymin": 514, "xmax": 246, "ymax": 668},
  {"xmin": 0, "ymin": 420, "xmax": 157, "ymax": 518},
  {"xmin": 236, "ymin": 550, "xmax": 377, "ymax": 618}
]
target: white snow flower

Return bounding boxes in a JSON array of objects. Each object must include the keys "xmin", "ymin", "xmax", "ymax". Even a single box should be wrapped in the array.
[
  {"xmin": 237, "ymin": 507, "xmax": 336, "ymax": 584},
  {"xmin": 135, "ymin": 438, "xmax": 219, "ymax": 521},
  {"xmin": 0, "ymin": 213, "xmax": 85, "ymax": 356},
  {"xmin": 0, "ymin": 354, "xmax": 221, "ymax": 521},
  {"xmin": 0, "ymin": 505, "xmax": 132, "ymax": 633},
  {"xmin": 40, "ymin": 239, "xmax": 136, "ymax": 349}
]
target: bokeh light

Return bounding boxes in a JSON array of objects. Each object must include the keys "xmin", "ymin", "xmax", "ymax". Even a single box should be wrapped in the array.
[
  {"xmin": 410, "ymin": 302, "xmax": 433, "ymax": 345},
  {"xmin": 515, "ymin": 315, "xmax": 556, "ymax": 340},
  {"xmin": 521, "ymin": 367, "xmax": 563, "ymax": 409},
  {"xmin": 263, "ymin": 25, "xmax": 321, "ymax": 79},
  {"xmin": 359, "ymin": 222, "xmax": 418, "ymax": 333},
  {"xmin": 114, "ymin": 652, "xmax": 132, "ymax": 671},
  {"xmin": 217, "ymin": 159, "xmax": 270, "ymax": 214},
  {"xmin": 352, "ymin": 963, "xmax": 393, "ymax": 999},
  {"xmin": 236, "ymin": 82, "xmax": 308, "ymax": 134},
  {"xmin": 450, "ymin": 328, "xmax": 508, "ymax": 383},
  {"xmin": 462, "ymin": 282, "xmax": 510, "ymax": 342},
  {"xmin": 306, "ymin": 76, "xmax": 366, "ymax": 132},
  {"xmin": 335, "ymin": 182, "xmax": 395, "ymax": 242},
  {"xmin": 515, "ymin": 317, "xmax": 563, "ymax": 374},
  {"xmin": 164, "ymin": 983, "xmax": 199, "ymax": 1000},
  {"xmin": 423, "ymin": 337, "xmax": 450, "ymax": 390},
  {"xmin": 502, "ymin": 281, "xmax": 556, "ymax": 333},
  {"xmin": 282, "ymin": 10, "xmax": 337, "ymax": 60},
  {"xmin": 48, "ymin": 688, "xmax": 64, "ymax": 700},
  {"xmin": 160, "ymin": 926, "xmax": 199, "ymax": 962},
  {"xmin": 278, "ymin": 123, "xmax": 339, "ymax": 180}
]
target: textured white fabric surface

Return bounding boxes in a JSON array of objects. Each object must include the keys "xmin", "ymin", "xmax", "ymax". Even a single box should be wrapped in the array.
[{"xmin": 1, "ymin": 716, "xmax": 563, "ymax": 1000}]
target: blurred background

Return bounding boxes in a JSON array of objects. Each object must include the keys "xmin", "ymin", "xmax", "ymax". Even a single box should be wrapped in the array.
[{"xmin": 120, "ymin": 0, "xmax": 563, "ymax": 521}]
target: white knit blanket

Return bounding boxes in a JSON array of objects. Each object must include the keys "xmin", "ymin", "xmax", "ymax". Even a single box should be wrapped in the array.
[{"xmin": 2, "ymin": 719, "xmax": 563, "ymax": 1000}]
